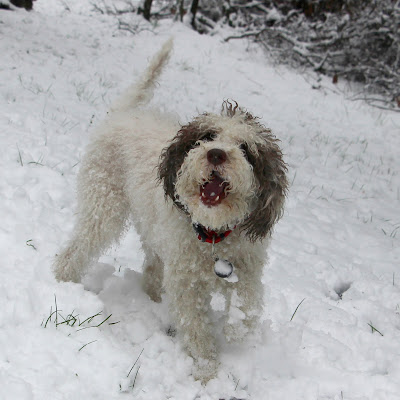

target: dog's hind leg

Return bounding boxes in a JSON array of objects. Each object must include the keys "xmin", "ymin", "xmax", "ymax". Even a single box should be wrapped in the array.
[
  {"xmin": 141, "ymin": 246, "xmax": 164, "ymax": 303},
  {"xmin": 53, "ymin": 138, "xmax": 130, "ymax": 283}
]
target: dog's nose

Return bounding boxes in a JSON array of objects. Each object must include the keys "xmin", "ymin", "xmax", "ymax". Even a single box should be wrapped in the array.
[{"xmin": 207, "ymin": 149, "xmax": 227, "ymax": 166}]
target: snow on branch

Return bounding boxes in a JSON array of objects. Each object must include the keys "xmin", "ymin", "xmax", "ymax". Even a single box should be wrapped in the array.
[{"xmin": 222, "ymin": 0, "xmax": 400, "ymax": 108}]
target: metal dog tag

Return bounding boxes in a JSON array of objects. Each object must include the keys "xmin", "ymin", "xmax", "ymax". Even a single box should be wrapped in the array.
[
  {"xmin": 214, "ymin": 259, "xmax": 238, "ymax": 282},
  {"xmin": 214, "ymin": 258, "xmax": 233, "ymax": 278}
]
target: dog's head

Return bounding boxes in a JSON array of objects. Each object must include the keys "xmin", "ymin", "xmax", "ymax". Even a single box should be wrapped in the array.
[{"xmin": 158, "ymin": 101, "xmax": 288, "ymax": 241}]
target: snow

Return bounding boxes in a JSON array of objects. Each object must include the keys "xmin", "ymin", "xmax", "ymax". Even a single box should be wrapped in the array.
[{"xmin": 1, "ymin": 2, "xmax": 400, "ymax": 399}]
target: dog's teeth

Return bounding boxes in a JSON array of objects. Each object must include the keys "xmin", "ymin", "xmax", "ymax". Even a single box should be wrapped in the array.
[
  {"xmin": 201, "ymin": 193, "xmax": 206, "ymax": 198},
  {"xmin": 215, "ymin": 196, "xmax": 220, "ymax": 201}
]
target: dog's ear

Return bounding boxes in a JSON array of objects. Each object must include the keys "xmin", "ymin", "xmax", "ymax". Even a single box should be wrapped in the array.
[
  {"xmin": 158, "ymin": 119, "xmax": 207, "ymax": 207},
  {"xmin": 241, "ymin": 134, "xmax": 288, "ymax": 241},
  {"xmin": 158, "ymin": 139, "xmax": 181, "ymax": 203}
]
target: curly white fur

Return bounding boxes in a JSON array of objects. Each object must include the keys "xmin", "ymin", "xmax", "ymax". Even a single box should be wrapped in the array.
[
  {"xmin": 175, "ymin": 138, "xmax": 256, "ymax": 230},
  {"xmin": 53, "ymin": 40, "xmax": 287, "ymax": 384}
]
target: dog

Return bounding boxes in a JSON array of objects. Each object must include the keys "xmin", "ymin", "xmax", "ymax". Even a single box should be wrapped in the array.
[{"xmin": 53, "ymin": 39, "xmax": 288, "ymax": 383}]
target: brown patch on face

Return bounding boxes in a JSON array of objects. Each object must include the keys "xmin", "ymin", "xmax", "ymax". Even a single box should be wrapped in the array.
[{"xmin": 157, "ymin": 117, "xmax": 219, "ymax": 209}]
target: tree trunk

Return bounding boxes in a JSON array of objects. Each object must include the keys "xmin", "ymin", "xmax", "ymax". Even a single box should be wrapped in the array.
[
  {"xmin": 10, "ymin": 0, "xmax": 33, "ymax": 10},
  {"xmin": 190, "ymin": 0, "xmax": 199, "ymax": 29},
  {"xmin": 142, "ymin": 0, "xmax": 153, "ymax": 21}
]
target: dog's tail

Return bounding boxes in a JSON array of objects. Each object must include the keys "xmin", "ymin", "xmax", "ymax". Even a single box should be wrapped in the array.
[{"xmin": 111, "ymin": 38, "xmax": 173, "ymax": 113}]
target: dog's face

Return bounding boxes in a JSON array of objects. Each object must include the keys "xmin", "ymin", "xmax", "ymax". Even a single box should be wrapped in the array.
[{"xmin": 158, "ymin": 102, "xmax": 288, "ymax": 241}]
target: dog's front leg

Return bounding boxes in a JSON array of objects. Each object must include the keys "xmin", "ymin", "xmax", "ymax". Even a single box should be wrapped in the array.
[
  {"xmin": 224, "ymin": 259, "xmax": 264, "ymax": 343},
  {"xmin": 164, "ymin": 273, "xmax": 218, "ymax": 384}
]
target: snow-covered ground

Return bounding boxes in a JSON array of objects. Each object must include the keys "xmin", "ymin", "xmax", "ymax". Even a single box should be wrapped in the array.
[{"xmin": 1, "ymin": 2, "xmax": 400, "ymax": 399}]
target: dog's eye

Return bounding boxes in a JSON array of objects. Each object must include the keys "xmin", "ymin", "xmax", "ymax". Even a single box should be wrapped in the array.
[
  {"xmin": 193, "ymin": 131, "xmax": 217, "ymax": 148},
  {"xmin": 240, "ymin": 143, "xmax": 255, "ymax": 166},
  {"xmin": 240, "ymin": 143, "xmax": 249, "ymax": 158},
  {"xmin": 201, "ymin": 131, "xmax": 216, "ymax": 142}
]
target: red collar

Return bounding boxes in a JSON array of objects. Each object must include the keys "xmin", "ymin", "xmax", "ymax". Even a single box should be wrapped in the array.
[{"xmin": 193, "ymin": 224, "xmax": 234, "ymax": 244}]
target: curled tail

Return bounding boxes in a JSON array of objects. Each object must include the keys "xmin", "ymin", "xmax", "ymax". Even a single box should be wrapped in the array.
[{"xmin": 111, "ymin": 38, "xmax": 173, "ymax": 113}]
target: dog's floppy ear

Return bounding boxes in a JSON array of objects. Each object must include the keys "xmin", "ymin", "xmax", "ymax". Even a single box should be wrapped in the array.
[
  {"xmin": 158, "ymin": 139, "xmax": 181, "ymax": 203},
  {"xmin": 158, "ymin": 119, "xmax": 205, "ymax": 208},
  {"xmin": 241, "ymin": 133, "xmax": 288, "ymax": 241}
]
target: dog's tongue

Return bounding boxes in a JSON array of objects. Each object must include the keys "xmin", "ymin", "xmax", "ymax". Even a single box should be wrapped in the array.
[{"xmin": 200, "ymin": 175, "xmax": 228, "ymax": 206}]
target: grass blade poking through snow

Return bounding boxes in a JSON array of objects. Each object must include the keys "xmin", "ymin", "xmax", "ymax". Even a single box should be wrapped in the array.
[
  {"xmin": 127, "ymin": 348, "xmax": 144, "ymax": 378},
  {"xmin": 26, "ymin": 239, "xmax": 37, "ymax": 250},
  {"xmin": 132, "ymin": 365, "xmax": 141, "ymax": 389},
  {"xmin": 95, "ymin": 313, "xmax": 112, "ymax": 327},
  {"xmin": 16, "ymin": 144, "xmax": 23, "ymax": 166},
  {"xmin": 78, "ymin": 311, "xmax": 103, "ymax": 327},
  {"xmin": 76, "ymin": 312, "xmax": 114, "ymax": 332},
  {"xmin": 126, "ymin": 349, "xmax": 144, "ymax": 391},
  {"xmin": 78, "ymin": 340, "xmax": 98, "ymax": 352},
  {"xmin": 42, "ymin": 298, "xmax": 119, "ymax": 332},
  {"xmin": 367, "ymin": 322, "xmax": 384, "ymax": 336},
  {"xmin": 290, "ymin": 298, "xmax": 306, "ymax": 322}
]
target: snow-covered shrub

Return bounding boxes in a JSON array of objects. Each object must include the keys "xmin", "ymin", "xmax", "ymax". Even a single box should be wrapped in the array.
[{"xmin": 223, "ymin": 0, "xmax": 400, "ymax": 103}]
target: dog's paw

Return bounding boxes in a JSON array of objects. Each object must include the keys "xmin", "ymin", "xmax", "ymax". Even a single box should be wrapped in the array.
[
  {"xmin": 143, "ymin": 286, "xmax": 162, "ymax": 303},
  {"xmin": 53, "ymin": 266, "xmax": 81, "ymax": 283},
  {"xmin": 223, "ymin": 320, "xmax": 249, "ymax": 343},
  {"xmin": 53, "ymin": 252, "xmax": 82, "ymax": 283},
  {"xmin": 192, "ymin": 357, "xmax": 218, "ymax": 385}
]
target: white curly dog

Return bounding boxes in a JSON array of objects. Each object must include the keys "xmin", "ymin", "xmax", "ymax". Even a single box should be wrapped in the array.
[{"xmin": 53, "ymin": 39, "xmax": 288, "ymax": 383}]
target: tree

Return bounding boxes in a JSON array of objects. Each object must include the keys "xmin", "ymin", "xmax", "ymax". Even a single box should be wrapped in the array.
[
  {"xmin": 1, "ymin": 0, "xmax": 33, "ymax": 10},
  {"xmin": 223, "ymin": 0, "xmax": 400, "ymax": 105}
]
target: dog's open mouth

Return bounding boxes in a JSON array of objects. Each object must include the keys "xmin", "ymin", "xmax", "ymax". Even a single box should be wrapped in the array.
[{"xmin": 200, "ymin": 171, "xmax": 229, "ymax": 207}]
